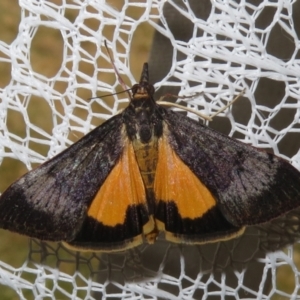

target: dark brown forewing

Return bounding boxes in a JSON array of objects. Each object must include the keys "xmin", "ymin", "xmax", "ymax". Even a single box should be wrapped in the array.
[
  {"xmin": 163, "ymin": 109, "xmax": 300, "ymax": 227},
  {"xmin": 0, "ymin": 115, "xmax": 125, "ymax": 241}
]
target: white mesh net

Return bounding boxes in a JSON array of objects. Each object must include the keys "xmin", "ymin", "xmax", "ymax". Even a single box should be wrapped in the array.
[{"xmin": 1, "ymin": 0, "xmax": 300, "ymax": 299}]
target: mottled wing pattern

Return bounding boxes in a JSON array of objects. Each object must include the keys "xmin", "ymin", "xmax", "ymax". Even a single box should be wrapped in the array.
[
  {"xmin": 162, "ymin": 110, "xmax": 300, "ymax": 228},
  {"xmin": 0, "ymin": 115, "xmax": 125, "ymax": 241}
]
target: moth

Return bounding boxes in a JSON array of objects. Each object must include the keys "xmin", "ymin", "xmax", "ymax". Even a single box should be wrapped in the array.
[{"xmin": 1, "ymin": 63, "xmax": 300, "ymax": 252}]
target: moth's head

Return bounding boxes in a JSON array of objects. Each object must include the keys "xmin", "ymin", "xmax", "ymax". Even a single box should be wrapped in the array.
[{"xmin": 131, "ymin": 63, "xmax": 155, "ymax": 101}]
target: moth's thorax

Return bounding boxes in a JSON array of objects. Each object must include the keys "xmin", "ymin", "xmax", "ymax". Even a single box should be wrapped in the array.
[{"xmin": 124, "ymin": 95, "xmax": 163, "ymax": 143}]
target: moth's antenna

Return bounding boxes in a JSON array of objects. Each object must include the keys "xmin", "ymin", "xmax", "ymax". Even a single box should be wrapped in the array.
[
  {"xmin": 157, "ymin": 101, "xmax": 213, "ymax": 121},
  {"xmin": 89, "ymin": 89, "xmax": 132, "ymax": 100},
  {"xmin": 157, "ymin": 89, "xmax": 245, "ymax": 122},
  {"xmin": 104, "ymin": 40, "xmax": 132, "ymax": 101},
  {"xmin": 209, "ymin": 89, "xmax": 245, "ymax": 119}
]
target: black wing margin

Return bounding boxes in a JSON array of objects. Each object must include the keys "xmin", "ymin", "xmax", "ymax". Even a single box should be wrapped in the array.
[
  {"xmin": 0, "ymin": 115, "xmax": 125, "ymax": 241},
  {"xmin": 163, "ymin": 110, "xmax": 300, "ymax": 227}
]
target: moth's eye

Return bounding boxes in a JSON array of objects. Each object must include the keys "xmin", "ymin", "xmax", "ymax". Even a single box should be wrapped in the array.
[
  {"xmin": 148, "ymin": 85, "xmax": 155, "ymax": 95},
  {"xmin": 131, "ymin": 84, "xmax": 139, "ymax": 94}
]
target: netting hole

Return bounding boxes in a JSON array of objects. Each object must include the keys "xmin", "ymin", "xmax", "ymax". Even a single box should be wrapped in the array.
[
  {"xmin": 125, "ymin": 3, "xmax": 149, "ymax": 21},
  {"xmin": 275, "ymin": 263, "xmax": 296, "ymax": 298},
  {"xmin": 254, "ymin": 78, "xmax": 285, "ymax": 107},
  {"xmin": 255, "ymin": 6, "xmax": 277, "ymax": 30},
  {"xmin": 269, "ymin": 103, "xmax": 297, "ymax": 132},
  {"xmin": 267, "ymin": 23, "xmax": 295, "ymax": 60},
  {"xmin": 78, "ymin": 12, "xmax": 101, "ymax": 38},
  {"xmin": 277, "ymin": 131, "xmax": 300, "ymax": 158},
  {"xmin": 6, "ymin": 107, "xmax": 27, "ymax": 140},
  {"xmin": 0, "ymin": 2, "xmax": 20, "ymax": 44},
  {"xmin": 193, "ymin": 287, "xmax": 205, "ymax": 300},
  {"xmin": 231, "ymin": 95, "xmax": 252, "ymax": 126},
  {"xmin": 208, "ymin": 115, "xmax": 232, "ymax": 136},
  {"xmin": 189, "ymin": 0, "xmax": 211, "ymax": 21},
  {"xmin": 63, "ymin": 5, "xmax": 79, "ymax": 23},
  {"xmin": 90, "ymin": 290, "xmax": 103, "ymax": 299},
  {"xmin": 157, "ymin": 281, "xmax": 180, "ymax": 298},
  {"xmin": 106, "ymin": 282, "xmax": 124, "ymax": 296},
  {"xmin": 30, "ymin": 26, "xmax": 64, "ymax": 78}
]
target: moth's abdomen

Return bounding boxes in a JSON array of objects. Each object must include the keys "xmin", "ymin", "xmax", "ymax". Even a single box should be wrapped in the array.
[{"xmin": 132, "ymin": 136, "xmax": 159, "ymax": 214}]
